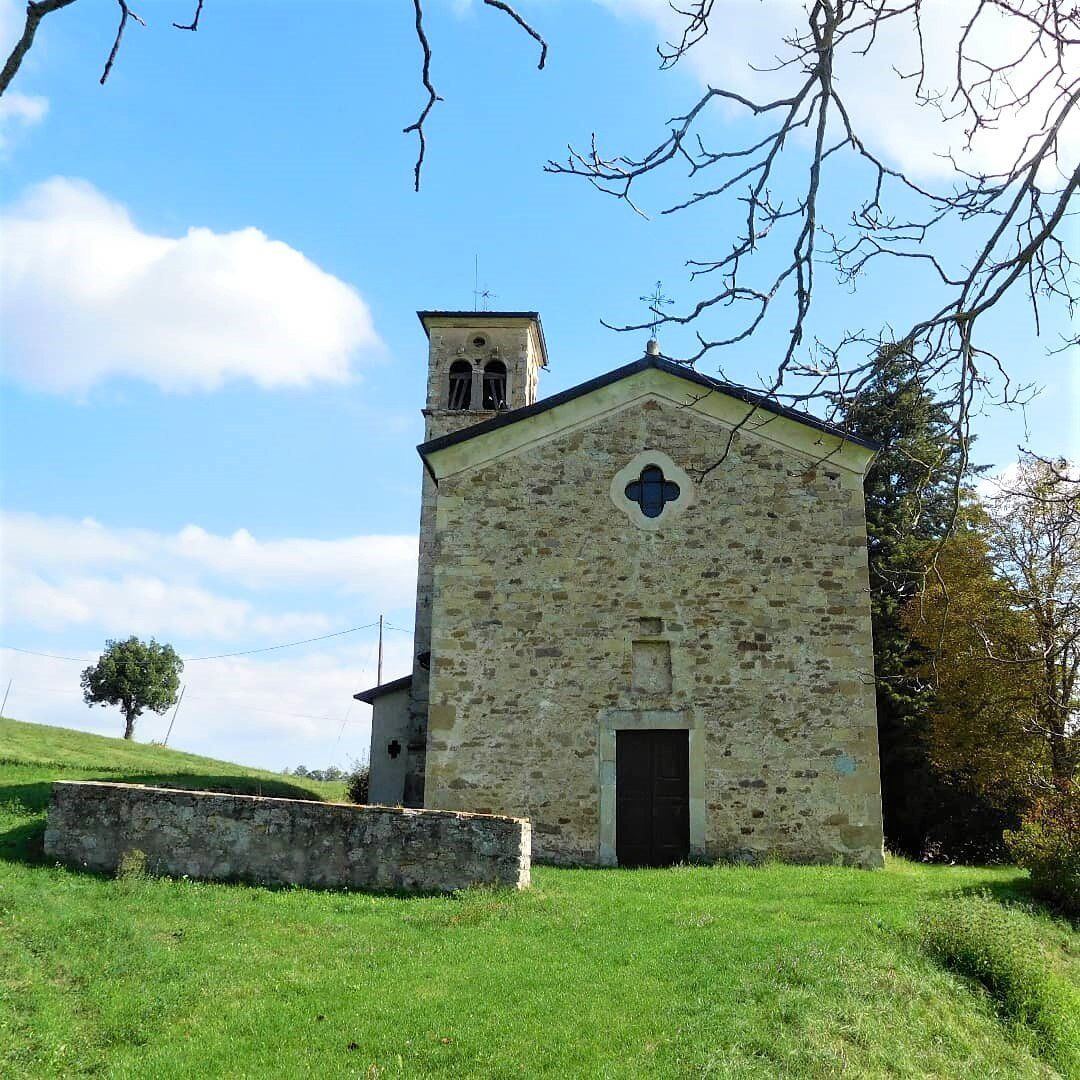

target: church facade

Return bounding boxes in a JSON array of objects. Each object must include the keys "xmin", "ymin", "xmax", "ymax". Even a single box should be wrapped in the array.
[{"xmin": 357, "ymin": 311, "xmax": 885, "ymax": 869}]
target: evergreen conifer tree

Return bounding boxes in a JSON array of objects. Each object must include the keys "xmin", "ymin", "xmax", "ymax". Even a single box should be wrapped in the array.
[{"xmin": 838, "ymin": 353, "xmax": 1004, "ymax": 856}]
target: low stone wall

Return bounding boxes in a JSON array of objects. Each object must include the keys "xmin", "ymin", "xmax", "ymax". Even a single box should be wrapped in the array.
[{"xmin": 43, "ymin": 781, "xmax": 531, "ymax": 892}]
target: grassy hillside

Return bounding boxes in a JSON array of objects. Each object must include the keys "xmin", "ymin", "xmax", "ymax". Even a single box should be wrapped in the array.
[
  {"xmin": 0, "ymin": 715, "xmax": 343, "ymax": 791},
  {"xmin": 1, "ymin": 718, "xmax": 1076, "ymax": 1078}
]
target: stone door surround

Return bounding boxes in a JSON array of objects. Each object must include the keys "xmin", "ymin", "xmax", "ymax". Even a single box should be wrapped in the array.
[{"xmin": 598, "ymin": 708, "xmax": 706, "ymax": 866}]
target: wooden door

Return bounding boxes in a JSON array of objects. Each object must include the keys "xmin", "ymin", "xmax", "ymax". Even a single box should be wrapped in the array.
[{"xmin": 615, "ymin": 729, "xmax": 690, "ymax": 867}]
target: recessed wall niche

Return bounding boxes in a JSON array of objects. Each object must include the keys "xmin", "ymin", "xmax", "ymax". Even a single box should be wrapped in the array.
[{"xmin": 632, "ymin": 639, "xmax": 673, "ymax": 693}]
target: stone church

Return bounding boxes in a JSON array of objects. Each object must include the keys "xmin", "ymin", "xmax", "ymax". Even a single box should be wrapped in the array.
[{"xmin": 356, "ymin": 311, "xmax": 885, "ymax": 870}]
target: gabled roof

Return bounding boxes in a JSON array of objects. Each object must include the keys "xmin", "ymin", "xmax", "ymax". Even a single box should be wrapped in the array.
[
  {"xmin": 353, "ymin": 674, "xmax": 412, "ymax": 705},
  {"xmin": 418, "ymin": 353, "xmax": 877, "ymax": 473}
]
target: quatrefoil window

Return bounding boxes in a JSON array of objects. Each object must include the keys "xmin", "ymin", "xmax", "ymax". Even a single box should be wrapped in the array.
[{"xmin": 625, "ymin": 465, "xmax": 681, "ymax": 519}]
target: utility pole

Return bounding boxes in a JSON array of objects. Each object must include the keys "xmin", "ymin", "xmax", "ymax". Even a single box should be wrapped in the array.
[
  {"xmin": 163, "ymin": 684, "xmax": 185, "ymax": 746},
  {"xmin": 377, "ymin": 615, "xmax": 384, "ymax": 686},
  {"xmin": 0, "ymin": 679, "xmax": 10, "ymax": 718}
]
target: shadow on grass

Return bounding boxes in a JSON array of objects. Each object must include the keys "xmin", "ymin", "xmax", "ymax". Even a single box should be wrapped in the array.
[
  {"xmin": 0, "ymin": 772, "xmax": 336, "ymax": 869},
  {"xmin": 954, "ymin": 878, "xmax": 1079, "ymax": 927},
  {"xmin": 0, "ymin": 818, "xmax": 45, "ymax": 864},
  {"xmin": 954, "ymin": 876, "xmax": 1039, "ymax": 907}
]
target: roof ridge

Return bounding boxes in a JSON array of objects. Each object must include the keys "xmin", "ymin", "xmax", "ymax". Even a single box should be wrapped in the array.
[{"xmin": 417, "ymin": 354, "xmax": 879, "ymax": 461}]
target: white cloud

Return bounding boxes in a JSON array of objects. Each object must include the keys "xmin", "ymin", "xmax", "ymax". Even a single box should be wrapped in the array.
[
  {"xmin": 0, "ymin": 178, "xmax": 381, "ymax": 393},
  {"xmin": 0, "ymin": 512, "xmax": 418, "ymax": 642},
  {"xmin": 0, "ymin": 0, "xmax": 21, "ymax": 46},
  {"xmin": 5, "ymin": 571, "xmax": 332, "ymax": 640},
  {"xmin": 599, "ymin": 0, "xmax": 1080, "ymax": 180},
  {"xmin": 169, "ymin": 525, "xmax": 417, "ymax": 594},
  {"xmin": 0, "ymin": 92, "xmax": 48, "ymax": 149},
  {"xmin": 1, "ymin": 512, "xmax": 418, "ymax": 602}
]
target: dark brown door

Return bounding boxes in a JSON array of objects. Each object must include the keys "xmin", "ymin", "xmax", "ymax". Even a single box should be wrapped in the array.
[{"xmin": 616, "ymin": 729, "xmax": 690, "ymax": 867}]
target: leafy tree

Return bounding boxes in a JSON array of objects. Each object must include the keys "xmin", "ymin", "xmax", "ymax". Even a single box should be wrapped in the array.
[
  {"xmin": 837, "ymin": 351, "xmax": 980, "ymax": 854},
  {"xmin": 983, "ymin": 456, "xmax": 1080, "ymax": 785},
  {"xmin": 905, "ymin": 457, "xmax": 1079, "ymax": 810},
  {"xmin": 904, "ymin": 519, "xmax": 1044, "ymax": 808},
  {"xmin": 81, "ymin": 636, "xmax": 183, "ymax": 740}
]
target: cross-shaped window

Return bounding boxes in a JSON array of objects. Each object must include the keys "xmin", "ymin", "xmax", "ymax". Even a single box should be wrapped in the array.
[{"xmin": 625, "ymin": 465, "xmax": 680, "ymax": 519}]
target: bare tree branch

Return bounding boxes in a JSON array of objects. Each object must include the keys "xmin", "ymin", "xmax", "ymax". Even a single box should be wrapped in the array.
[
  {"xmin": 482, "ymin": 0, "xmax": 547, "ymax": 69},
  {"xmin": 1, "ymin": 0, "xmax": 547, "ymax": 193},
  {"xmin": 0, "ymin": 0, "xmax": 79, "ymax": 97},
  {"xmin": 403, "ymin": 0, "xmax": 442, "ymax": 193},
  {"xmin": 173, "ymin": 0, "xmax": 205, "ymax": 32},
  {"xmin": 100, "ymin": 0, "xmax": 144, "ymax": 86},
  {"xmin": 548, "ymin": 0, "xmax": 1080, "ymax": 495}
]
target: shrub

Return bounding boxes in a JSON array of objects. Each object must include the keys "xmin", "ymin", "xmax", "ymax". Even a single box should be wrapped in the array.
[
  {"xmin": 1004, "ymin": 783, "xmax": 1079, "ymax": 917},
  {"xmin": 344, "ymin": 759, "xmax": 369, "ymax": 805},
  {"xmin": 919, "ymin": 893, "xmax": 1078, "ymax": 1073}
]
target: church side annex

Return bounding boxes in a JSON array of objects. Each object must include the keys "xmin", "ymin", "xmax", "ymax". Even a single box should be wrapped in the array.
[{"xmin": 356, "ymin": 311, "xmax": 885, "ymax": 870}]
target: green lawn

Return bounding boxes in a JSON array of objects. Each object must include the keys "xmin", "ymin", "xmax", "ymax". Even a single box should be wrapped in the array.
[{"xmin": 1, "ymin": 717, "xmax": 1076, "ymax": 1078}]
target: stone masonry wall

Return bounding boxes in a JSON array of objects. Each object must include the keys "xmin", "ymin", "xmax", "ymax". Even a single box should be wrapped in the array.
[
  {"xmin": 425, "ymin": 397, "xmax": 884, "ymax": 868},
  {"xmin": 44, "ymin": 782, "xmax": 531, "ymax": 892},
  {"xmin": 407, "ymin": 317, "xmax": 545, "ymax": 806}
]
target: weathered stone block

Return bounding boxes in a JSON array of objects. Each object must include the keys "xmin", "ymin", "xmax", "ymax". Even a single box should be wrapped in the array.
[{"xmin": 44, "ymin": 782, "xmax": 530, "ymax": 893}]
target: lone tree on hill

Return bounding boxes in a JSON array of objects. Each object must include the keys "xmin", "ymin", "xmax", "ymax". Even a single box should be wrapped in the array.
[{"xmin": 81, "ymin": 636, "xmax": 183, "ymax": 740}]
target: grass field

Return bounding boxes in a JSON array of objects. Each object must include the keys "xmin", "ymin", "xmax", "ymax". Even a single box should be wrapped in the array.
[{"xmin": 1, "ymin": 716, "xmax": 1076, "ymax": 1078}]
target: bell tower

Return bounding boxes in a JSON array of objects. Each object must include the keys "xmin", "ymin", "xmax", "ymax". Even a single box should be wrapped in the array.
[
  {"xmin": 402, "ymin": 311, "xmax": 547, "ymax": 806},
  {"xmin": 419, "ymin": 310, "xmax": 547, "ymax": 433}
]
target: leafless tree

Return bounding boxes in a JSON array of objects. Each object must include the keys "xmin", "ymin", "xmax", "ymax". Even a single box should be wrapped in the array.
[
  {"xmin": 0, "ymin": 0, "xmax": 546, "ymax": 191},
  {"xmin": 547, "ymin": 1, "xmax": 1078, "ymax": 481},
  {"xmin": 2, "ymin": 2, "xmax": 1075, "ymax": 478}
]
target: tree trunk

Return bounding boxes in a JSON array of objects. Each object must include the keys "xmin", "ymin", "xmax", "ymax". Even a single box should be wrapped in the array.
[
  {"xmin": 1049, "ymin": 716, "xmax": 1072, "ymax": 782},
  {"xmin": 123, "ymin": 707, "xmax": 136, "ymax": 740}
]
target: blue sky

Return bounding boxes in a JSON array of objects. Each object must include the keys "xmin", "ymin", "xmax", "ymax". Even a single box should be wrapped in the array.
[{"xmin": 1, "ymin": 0, "xmax": 1076, "ymax": 770}]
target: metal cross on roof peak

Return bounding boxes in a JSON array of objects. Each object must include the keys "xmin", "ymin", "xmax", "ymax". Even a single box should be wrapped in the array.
[
  {"xmin": 473, "ymin": 287, "xmax": 497, "ymax": 312},
  {"xmin": 639, "ymin": 280, "xmax": 674, "ymax": 337},
  {"xmin": 472, "ymin": 254, "xmax": 497, "ymax": 311}
]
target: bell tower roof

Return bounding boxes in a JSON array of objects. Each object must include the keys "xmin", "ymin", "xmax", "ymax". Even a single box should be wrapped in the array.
[{"xmin": 417, "ymin": 310, "xmax": 548, "ymax": 369}]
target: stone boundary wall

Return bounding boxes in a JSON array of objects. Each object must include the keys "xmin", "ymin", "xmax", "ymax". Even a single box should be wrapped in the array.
[{"xmin": 44, "ymin": 782, "xmax": 531, "ymax": 892}]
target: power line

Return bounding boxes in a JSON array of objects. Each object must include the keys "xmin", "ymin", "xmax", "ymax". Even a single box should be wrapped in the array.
[
  {"xmin": 185, "ymin": 622, "xmax": 379, "ymax": 661},
  {"xmin": 1, "ymin": 621, "xmax": 392, "ymax": 752},
  {"xmin": 1, "ymin": 646, "xmax": 87, "ymax": 662},
  {"xmin": 1, "ymin": 621, "xmax": 382, "ymax": 665},
  {"xmin": 1, "ymin": 681, "xmax": 355, "ymax": 724},
  {"xmin": 330, "ymin": 703, "xmax": 355, "ymax": 761},
  {"xmin": 162, "ymin": 685, "xmax": 185, "ymax": 746},
  {"xmin": 329, "ymin": 630, "xmax": 380, "ymax": 760}
]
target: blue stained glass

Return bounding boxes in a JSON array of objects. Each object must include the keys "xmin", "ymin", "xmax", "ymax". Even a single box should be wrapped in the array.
[{"xmin": 625, "ymin": 465, "xmax": 680, "ymax": 518}]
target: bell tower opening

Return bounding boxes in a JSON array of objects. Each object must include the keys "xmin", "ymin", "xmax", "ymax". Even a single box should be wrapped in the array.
[
  {"xmin": 448, "ymin": 360, "xmax": 473, "ymax": 411},
  {"xmin": 482, "ymin": 360, "xmax": 508, "ymax": 409}
]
